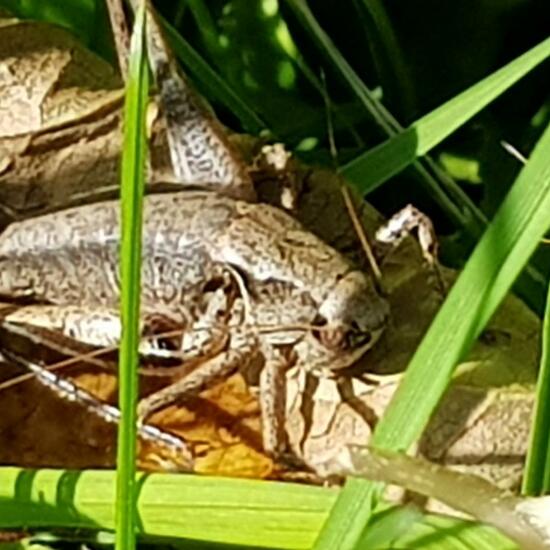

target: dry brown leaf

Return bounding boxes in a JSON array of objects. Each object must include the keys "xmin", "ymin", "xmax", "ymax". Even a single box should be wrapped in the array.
[{"xmin": 0, "ymin": 15, "xmax": 172, "ymax": 222}]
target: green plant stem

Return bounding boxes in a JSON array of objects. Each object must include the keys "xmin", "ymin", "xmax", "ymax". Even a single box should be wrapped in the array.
[
  {"xmin": 522, "ymin": 281, "xmax": 550, "ymax": 495},
  {"xmin": 115, "ymin": 3, "xmax": 149, "ymax": 550}
]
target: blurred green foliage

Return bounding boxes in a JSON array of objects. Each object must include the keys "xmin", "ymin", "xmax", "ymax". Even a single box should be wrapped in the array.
[{"xmin": 0, "ymin": 0, "xmax": 114, "ymax": 60}]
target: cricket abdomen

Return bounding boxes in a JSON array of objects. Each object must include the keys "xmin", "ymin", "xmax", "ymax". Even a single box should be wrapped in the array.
[{"xmin": 0, "ymin": 192, "xmax": 235, "ymax": 309}]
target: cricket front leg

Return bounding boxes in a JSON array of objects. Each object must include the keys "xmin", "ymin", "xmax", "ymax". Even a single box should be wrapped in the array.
[
  {"xmin": 137, "ymin": 330, "xmax": 258, "ymax": 421},
  {"xmin": 259, "ymin": 352, "xmax": 288, "ymax": 457},
  {"xmin": 375, "ymin": 204, "xmax": 445, "ymax": 295}
]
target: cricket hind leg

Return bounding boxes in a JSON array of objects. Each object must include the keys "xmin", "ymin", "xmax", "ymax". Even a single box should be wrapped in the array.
[
  {"xmin": 137, "ymin": 328, "xmax": 259, "ymax": 421},
  {"xmin": 0, "ymin": 345, "xmax": 194, "ymax": 471},
  {"xmin": 0, "ymin": 304, "xmax": 181, "ymax": 359},
  {"xmin": 0, "ymin": 304, "xmax": 230, "ymax": 375},
  {"xmin": 136, "ymin": 2, "xmax": 257, "ymax": 201}
]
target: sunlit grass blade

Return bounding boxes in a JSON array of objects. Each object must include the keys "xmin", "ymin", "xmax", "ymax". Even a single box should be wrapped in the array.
[
  {"xmin": 0, "ymin": 469, "xmax": 334, "ymax": 549},
  {"xmin": 311, "ymin": 477, "xmax": 376, "ymax": 550},
  {"xmin": 315, "ymin": 117, "xmax": 550, "ymax": 550},
  {"xmin": 283, "ymin": 1, "xmax": 549, "ymax": 251},
  {"xmin": 523, "ymin": 283, "xmax": 550, "ymax": 495},
  {"xmin": 342, "ymin": 36, "xmax": 550, "ymax": 194},
  {"xmin": 116, "ymin": 3, "xmax": 149, "ymax": 550},
  {"xmin": 0, "ymin": 468, "xmax": 519, "ymax": 549}
]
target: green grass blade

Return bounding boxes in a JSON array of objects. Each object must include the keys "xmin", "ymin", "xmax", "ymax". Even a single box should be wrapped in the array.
[
  {"xmin": 315, "ymin": 117, "xmax": 550, "ymax": 550},
  {"xmin": 359, "ymin": 505, "xmax": 422, "ymax": 548},
  {"xmin": 352, "ymin": 0, "xmax": 416, "ymax": 116},
  {"xmin": 0, "ymin": 469, "xmax": 334, "ymax": 549},
  {"xmin": 0, "ymin": 468, "xmax": 518, "ymax": 549},
  {"xmin": 283, "ymin": 0, "xmax": 549, "ymax": 284},
  {"xmin": 184, "ymin": 0, "xmax": 222, "ymax": 58},
  {"xmin": 311, "ymin": 478, "xmax": 375, "ymax": 550},
  {"xmin": 116, "ymin": 3, "xmax": 149, "ymax": 550},
  {"xmin": 342, "ymin": 36, "xmax": 550, "ymax": 194},
  {"xmin": 522, "ymin": 282, "xmax": 550, "ymax": 495},
  {"xmin": 394, "ymin": 515, "xmax": 518, "ymax": 550},
  {"xmin": 284, "ymin": 0, "xmax": 399, "ymax": 136}
]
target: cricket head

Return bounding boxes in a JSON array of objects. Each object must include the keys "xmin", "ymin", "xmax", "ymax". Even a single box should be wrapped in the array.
[{"xmin": 311, "ymin": 270, "xmax": 389, "ymax": 369}]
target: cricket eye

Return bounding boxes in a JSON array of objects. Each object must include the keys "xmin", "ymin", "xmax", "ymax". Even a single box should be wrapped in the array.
[
  {"xmin": 152, "ymin": 336, "xmax": 180, "ymax": 351},
  {"xmin": 346, "ymin": 327, "xmax": 372, "ymax": 349}
]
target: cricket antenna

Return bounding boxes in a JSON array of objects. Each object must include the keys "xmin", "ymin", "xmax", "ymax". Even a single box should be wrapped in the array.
[{"xmin": 319, "ymin": 69, "xmax": 383, "ymax": 286}]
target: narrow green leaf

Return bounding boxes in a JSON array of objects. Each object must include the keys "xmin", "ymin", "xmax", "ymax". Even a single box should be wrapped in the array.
[
  {"xmin": 0, "ymin": 468, "xmax": 334, "ymax": 549},
  {"xmin": 394, "ymin": 514, "xmax": 518, "ymax": 550},
  {"xmin": 115, "ymin": 3, "xmax": 149, "ymax": 550},
  {"xmin": 284, "ymin": 0, "xmax": 399, "ymax": 136},
  {"xmin": 311, "ymin": 477, "xmax": 375, "ymax": 550},
  {"xmin": 342, "ymin": 36, "xmax": 550, "ymax": 193},
  {"xmin": 359, "ymin": 505, "xmax": 422, "ymax": 549},
  {"xmin": 283, "ymin": 0, "xmax": 550, "ymax": 321},
  {"xmin": 523, "ymin": 282, "xmax": 550, "ymax": 495},
  {"xmin": 283, "ymin": 0, "xmax": 486, "ymax": 256},
  {"xmin": 352, "ymin": 0, "xmax": 416, "ymax": 116},
  {"xmin": 184, "ymin": 0, "xmax": 221, "ymax": 58}
]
